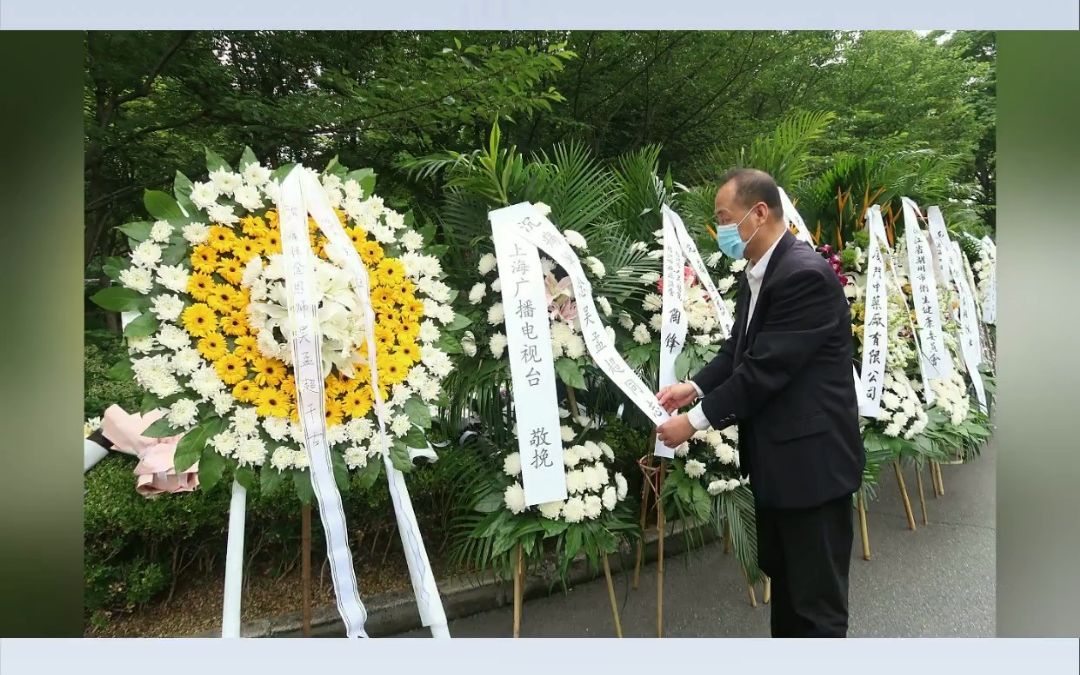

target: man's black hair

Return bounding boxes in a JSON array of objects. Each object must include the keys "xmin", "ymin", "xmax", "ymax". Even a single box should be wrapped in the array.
[{"xmin": 718, "ymin": 168, "xmax": 782, "ymax": 215}]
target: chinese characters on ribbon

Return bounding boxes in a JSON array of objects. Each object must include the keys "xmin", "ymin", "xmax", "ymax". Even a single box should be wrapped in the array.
[
  {"xmin": 858, "ymin": 206, "xmax": 890, "ymax": 418},
  {"xmin": 902, "ymin": 197, "xmax": 954, "ymax": 381}
]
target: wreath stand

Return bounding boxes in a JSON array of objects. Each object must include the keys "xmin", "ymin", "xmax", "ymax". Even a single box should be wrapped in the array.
[
  {"xmin": 857, "ymin": 489, "xmax": 872, "ymax": 560},
  {"xmin": 512, "ymin": 388, "xmax": 623, "ymax": 638},
  {"xmin": 631, "ymin": 447, "xmax": 668, "ymax": 637}
]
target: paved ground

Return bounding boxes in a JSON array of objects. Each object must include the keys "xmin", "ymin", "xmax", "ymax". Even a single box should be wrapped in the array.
[{"xmin": 396, "ymin": 440, "xmax": 995, "ymax": 638}]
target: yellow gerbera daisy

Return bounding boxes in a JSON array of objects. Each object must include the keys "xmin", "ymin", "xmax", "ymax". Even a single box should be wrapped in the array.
[
  {"xmin": 215, "ymin": 353, "xmax": 248, "ymax": 385},
  {"xmin": 256, "ymin": 387, "xmax": 291, "ymax": 418},
  {"xmin": 342, "ymin": 389, "xmax": 373, "ymax": 419},
  {"xmin": 207, "ymin": 285, "xmax": 238, "ymax": 314},
  {"xmin": 380, "ymin": 354, "xmax": 410, "ymax": 385},
  {"xmin": 359, "ymin": 241, "xmax": 384, "ymax": 265},
  {"xmin": 187, "ymin": 273, "xmax": 215, "ymax": 301},
  {"xmin": 377, "ymin": 258, "xmax": 405, "ymax": 284},
  {"xmin": 279, "ymin": 375, "xmax": 296, "ymax": 399},
  {"xmin": 208, "ymin": 225, "xmax": 237, "ymax": 253},
  {"xmin": 233, "ymin": 237, "xmax": 262, "ymax": 263},
  {"xmin": 182, "ymin": 303, "xmax": 217, "ymax": 338},
  {"xmin": 396, "ymin": 340, "xmax": 420, "ymax": 364},
  {"xmin": 241, "ymin": 216, "xmax": 269, "ymax": 239},
  {"xmin": 324, "ymin": 399, "xmax": 345, "ymax": 427},
  {"xmin": 252, "ymin": 357, "xmax": 287, "ymax": 387},
  {"xmin": 217, "ymin": 258, "xmax": 244, "ymax": 286},
  {"xmin": 197, "ymin": 332, "xmax": 228, "ymax": 361},
  {"xmin": 347, "ymin": 227, "xmax": 367, "ymax": 248},
  {"xmin": 221, "ymin": 312, "xmax": 249, "ymax": 337},
  {"xmin": 190, "ymin": 245, "xmax": 219, "ymax": 274},
  {"xmin": 232, "ymin": 379, "xmax": 259, "ymax": 403},
  {"xmin": 233, "ymin": 335, "xmax": 259, "ymax": 362},
  {"xmin": 261, "ymin": 230, "xmax": 282, "ymax": 254}
]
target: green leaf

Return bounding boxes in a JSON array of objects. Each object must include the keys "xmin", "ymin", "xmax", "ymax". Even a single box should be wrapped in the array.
[
  {"xmin": 271, "ymin": 163, "xmax": 297, "ymax": 182},
  {"xmin": 444, "ymin": 313, "xmax": 473, "ymax": 332},
  {"xmin": 102, "ymin": 256, "xmax": 128, "ymax": 281},
  {"xmin": 325, "ymin": 155, "xmax": 348, "ymax": 179},
  {"xmin": 233, "ymin": 465, "xmax": 256, "ymax": 491},
  {"xmin": 565, "ymin": 525, "xmax": 584, "ymax": 559},
  {"xmin": 540, "ymin": 518, "xmax": 568, "ymax": 537},
  {"xmin": 674, "ymin": 348, "xmax": 695, "ymax": 381},
  {"xmin": 436, "ymin": 331, "xmax": 464, "ymax": 355},
  {"xmin": 199, "ymin": 447, "xmax": 227, "ymax": 491},
  {"xmin": 239, "ymin": 146, "xmax": 259, "ymax": 170},
  {"xmin": 403, "ymin": 397, "xmax": 432, "ymax": 428},
  {"xmin": 144, "ymin": 190, "xmax": 183, "ymax": 221},
  {"xmin": 107, "ymin": 358, "xmax": 133, "ymax": 381},
  {"xmin": 140, "ymin": 417, "xmax": 180, "ymax": 438},
  {"xmin": 261, "ymin": 466, "xmax": 285, "ymax": 494},
  {"xmin": 356, "ymin": 456, "xmax": 382, "ymax": 490},
  {"xmin": 346, "ymin": 168, "xmax": 376, "ymax": 197},
  {"xmin": 118, "ymin": 221, "xmax": 154, "ymax": 242},
  {"xmin": 160, "ymin": 240, "xmax": 188, "ymax": 266},
  {"xmin": 123, "ymin": 312, "xmax": 159, "ymax": 339},
  {"xmin": 389, "ymin": 441, "xmax": 413, "ymax": 473},
  {"xmin": 174, "ymin": 425, "xmax": 209, "ymax": 471},
  {"xmin": 205, "ymin": 148, "xmax": 231, "ymax": 174},
  {"xmin": 140, "ymin": 393, "xmax": 159, "ymax": 415},
  {"xmin": 474, "ymin": 489, "xmax": 504, "ymax": 514},
  {"xmin": 555, "ymin": 358, "xmax": 586, "ymax": 390},
  {"xmin": 331, "ymin": 449, "xmax": 349, "ymax": 492},
  {"xmin": 90, "ymin": 286, "xmax": 142, "ymax": 312},
  {"xmin": 293, "ymin": 470, "xmax": 314, "ymax": 504},
  {"xmin": 174, "ymin": 171, "xmax": 195, "ymax": 214}
]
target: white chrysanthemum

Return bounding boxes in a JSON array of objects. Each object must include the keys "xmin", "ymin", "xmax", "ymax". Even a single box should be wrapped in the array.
[
  {"xmin": 674, "ymin": 442, "xmax": 690, "ymax": 457},
  {"xmin": 189, "ymin": 182, "xmax": 219, "ymax": 209},
  {"xmin": 400, "ymin": 230, "xmax": 424, "ymax": 251},
  {"xmin": 155, "ymin": 323, "xmax": 188, "ymax": 350},
  {"xmin": 643, "ymin": 293, "xmax": 663, "ymax": 312},
  {"xmin": 633, "ymin": 324, "xmax": 651, "ymax": 344},
  {"xmin": 211, "ymin": 391, "xmax": 234, "ymax": 416},
  {"xmin": 593, "ymin": 296, "xmax": 612, "ymax": 318},
  {"xmin": 209, "ymin": 168, "xmax": 243, "ymax": 196},
  {"xmin": 504, "ymin": 483, "xmax": 527, "ymax": 514},
  {"xmin": 539, "ymin": 500, "xmax": 564, "ymax": 520},
  {"xmin": 418, "ymin": 320, "xmax": 440, "ymax": 344},
  {"xmin": 232, "ymin": 406, "xmax": 259, "ymax": 436},
  {"xmin": 206, "ymin": 202, "xmax": 238, "ymax": 226},
  {"xmin": 292, "ymin": 448, "xmax": 311, "ymax": 470},
  {"xmin": 233, "ymin": 184, "xmax": 264, "ymax": 211},
  {"xmin": 156, "ymin": 264, "xmax": 189, "ymax": 294},
  {"xmin": 882, "ymin": 391, "xmax": 901, "ymax": 410},
  {"xmin": 716, "ymin": 276, "xmax": 735, "ymax": 294},
  {"xmin": 617, "ymin": 312, "xmax": 634, "ymax": 331},
  {"xmin": 562, "ymin": 445, "xmax": 581, "ymax": 468},
  {"xmin": 166, "ymin": 399, "xmax": 199, "ymax": 428},
  {"xmin": 706, "ymin": 251, "xmax": 723, "ymax": 268},
  {"xmin": 563, "ymin": 230, "xmax": 588, "ymax": 251},
  {"xmin": 562, "ymin": 497, "xmax": 586, "ymax": 523},
  {"xmin": 585, "ymin": 257, "xmax": 606, "ymax": 278},
  {"xmin": 487, "ymin": 302, "xmax": 505, "ymax": 325},
  {"xmin": 729, "ymin": 258, "xmax": 748, "ymax": 273},
  {"xmin": 343, "ymin": 446, "xmax": 369, "ymax": 470},
  {"xmin": 347, "ymin": 418, "xmax": 374, "ymax": 444},
  {"xmin": 883, "ymin": 422, "xmax": 902, "ymax": 437},
  {"xmin": 119, "ymin": 266, "xmax": 153, "ymax": 294},
  {"xmin": 468, "ymin": 282, "xmax": 487, "ymax": 304},
  {"xmin": 149, "ymin": 220, "xmax": 173, "ymax": 243},
  {"xmin": 641, "ymin": 271, "xmax": 661, "ymax": 284},
  {"xmin": 390, "ymin": 413, "xmax": 412, "ymax": 436},
  {"xmin": 172, "ymin": 347, "xmax": 202, "ymax": 375},
  {"xmin": 242, "ymin": 162, "xmax": 272, "ymax": 186},
  {"xmin": 714, "ymin": 443, "xmax": 736, "ymax": 465},
  {"xmin": 236, "ymin": 437, "xmax": 267, "ymax": 467},
  {"xmin": 615, "ymin": 473, "xmax": 628, "ymax": 500},
  {"xmin": 582, "ymin": 465, "xmax": 605, "ymax": 492},
  {"xmin": 566, "ymin": 470, "xmax": 587, "ymax": 494},
  {"xmin": 269, "ymin": 447, "xmax": 293, "ymax": 472},
  {"xmin": 190, "ymin": 366, "xmax": 225, "ymax": 398},
  {"xmin": 150, "ymin": 294, "xmax": 185, "ymax": 322},
  {"xmin": 602, "ymin": 486, "xmax": 618, "ymax": 511},
  {"xmin": 560, "ymin": 425, "xmax": 576, "ymax": 443},
  {"xmin": 461, "ymin": 330, "xmax": 477, "ymax": 357},
  {"xmin": 182, "ymin": 222, "xmax": 210, "ymax": 245},
  {"xmin": 503, "ymin": 452, "xmax": 522, "ymax": 477},
  {"xmin": 211, "ymin": 430, "xmax": 240, "ymax": 457},
  {"xmin": 129, "ymin": 336, "xmax": 156, "ymax": 355},
  {"xmin": 489, "ymin": 333, "xmax": 507, "ymax": 359},
  {"xmin": 685, "ymin": 459, "xmax": 707, "ymax": 479},
  {"xmin": 584, "ymin": 494, "xmax": 603, "ymax": 519},
  {"xmin": 477, "ymin": 253, "xmax": 497, "ymax": 275},
  {"xmin": 564, "ymin": 334, "xmax": 586, "ymax": 359}
]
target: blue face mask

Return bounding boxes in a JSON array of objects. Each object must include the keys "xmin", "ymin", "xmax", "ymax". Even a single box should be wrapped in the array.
[{"xmin": 715, "ymin": 207, "xmax": 760, "ymax": 259}]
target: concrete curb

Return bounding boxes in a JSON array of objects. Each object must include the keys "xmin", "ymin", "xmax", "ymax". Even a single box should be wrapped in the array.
[{"xmin": 200, "ymin": 521, "xmax": 719, "ymax": 638}]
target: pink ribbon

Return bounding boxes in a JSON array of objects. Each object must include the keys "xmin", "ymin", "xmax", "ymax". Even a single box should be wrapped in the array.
[{"xmin": 100, "ymin": 405, "xmax": 200, "ymax": 498}]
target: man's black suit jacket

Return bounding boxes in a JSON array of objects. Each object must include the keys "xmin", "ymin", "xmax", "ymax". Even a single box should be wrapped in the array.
[{"xmin": 691, "ymin": 230, "xmax": 865, "ymax": 510}]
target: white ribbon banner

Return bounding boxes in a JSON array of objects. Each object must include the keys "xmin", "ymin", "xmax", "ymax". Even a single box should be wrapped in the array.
[
  {"xmin": 901, "ymin": 197, "xmax": 954, "ymax": 381},
  {"xmin": 278, "ymin": 167, "xmax": 448, "ymax": 638},
  {"xmin": 654, "ymin": 206, "xmax": 694, "ymax": 458},
  {"xmin": 491, "ymin": 212, "xmax": 568, "ymax": 506},
  {"xmin": 858, "ymin": 206, "xmax": 889, "ymax": 418},
  {"xmin": 490, "ymin": 203, "xmax": 671, "ymax": 495},
  {"xmin": 949, "ymin": 240, "xmax": 988, "ymax": 412},
  {"xmin": 980, "ymin": 235, "xmax": 997, "ymax": 325}
]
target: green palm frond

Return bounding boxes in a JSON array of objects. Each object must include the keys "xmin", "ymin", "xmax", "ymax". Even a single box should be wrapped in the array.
[{"xmin": 715, "ymin": 485, "xmax": 762, "ymax": 584}]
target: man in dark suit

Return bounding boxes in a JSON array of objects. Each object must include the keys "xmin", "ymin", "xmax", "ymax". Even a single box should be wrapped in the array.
[{"xmin": 655, "ymin": 168, "xmax": 865, "ymax": 637}]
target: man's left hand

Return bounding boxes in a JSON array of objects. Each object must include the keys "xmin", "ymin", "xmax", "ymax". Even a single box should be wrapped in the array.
[{"xmin": 656, "ymin": 414, "xmax": 695, "ymax": 448}]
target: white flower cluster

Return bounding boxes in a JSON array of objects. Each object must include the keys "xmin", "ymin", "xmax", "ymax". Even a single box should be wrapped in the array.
[
  {"xmin": 878, "ymin": 370, "xmax": 929, "ymax": 439},
  {"xmin": 501, "ymin": 416, "xmax": 629, "ymax": 523},
  {"xmin": 929, "ymin": 371, "xmax": 971, "ymax": 426},
  {"xmin": 84, "ymin": 417, "xmax": 102, "ymax": 438},
  {"xmin": 971, "ymin": 241, "xmax": 995, "ymax": 310}
]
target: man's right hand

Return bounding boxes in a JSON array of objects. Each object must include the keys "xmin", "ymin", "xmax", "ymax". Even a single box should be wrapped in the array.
[{"xmin": 656, "ymin": 382, "xmax": 699, "ymax": 413}]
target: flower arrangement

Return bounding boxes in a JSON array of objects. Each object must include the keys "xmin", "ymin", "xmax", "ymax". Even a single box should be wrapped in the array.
[{"xmin": 91, "ymin": 149, "xmax": 462, "ymax": 496}]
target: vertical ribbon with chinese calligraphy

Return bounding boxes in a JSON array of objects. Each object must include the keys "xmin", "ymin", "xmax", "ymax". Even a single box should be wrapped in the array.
[
  {"xmin": 489, "ymin": 203, "xmax": 671, "ymax": 502},
  {"xmin": 858, "ymin": 206, "xmax": 890, "ymax": 418},
  {"xmin": 277, "ymin": 168, "xmax": 449, "ymax": 639},
  {"xmin": 902, "ymin": 197, "xmax": 955, "ymax": 382},
  {"xmin": 980, "ymin": 235, "xmax": 997, "ymax": 325}
]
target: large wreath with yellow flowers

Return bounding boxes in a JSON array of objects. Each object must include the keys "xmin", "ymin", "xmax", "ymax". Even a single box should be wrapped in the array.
[{"xmin": 92, "ymin": 149, "xmax": 464, "ymax": 497}]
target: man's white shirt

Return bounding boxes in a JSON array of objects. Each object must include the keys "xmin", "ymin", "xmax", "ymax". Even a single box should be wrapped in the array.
[{"xmin": 686, "ymin": 231, "xmax": 785, "ymax": 430}]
